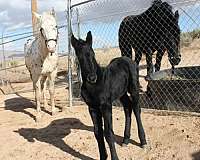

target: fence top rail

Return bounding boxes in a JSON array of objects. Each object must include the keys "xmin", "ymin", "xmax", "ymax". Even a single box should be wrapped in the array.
[{"xmin": 0, "ymin": 54, "xmax": 68, "ymax": 71}]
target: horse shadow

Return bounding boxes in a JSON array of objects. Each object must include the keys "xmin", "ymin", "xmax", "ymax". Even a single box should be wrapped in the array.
[
  {"xmin": 15, "ymin": 118, "xmax": 140, "ymax": 160},
  {"xmin": 4, "ymin": 94, "xmax": 52, "ymax": 121},
  {"xmin": 191, "ymin": 151, "xmax": 200, "ymax": 160}
]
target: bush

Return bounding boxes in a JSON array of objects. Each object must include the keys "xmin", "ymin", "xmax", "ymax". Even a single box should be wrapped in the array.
[
  {"xmin": 9, "ymin": 60, "xmax": 18, "ymax": 67},
  {"xmin": 181, "ymin": 28, "xmax": 200, "ymax": 47}
]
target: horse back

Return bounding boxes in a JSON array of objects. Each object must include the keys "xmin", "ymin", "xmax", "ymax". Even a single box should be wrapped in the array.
[{"xmin": 107, "ymin": 57, "xmax": 138, "ymax": 95}]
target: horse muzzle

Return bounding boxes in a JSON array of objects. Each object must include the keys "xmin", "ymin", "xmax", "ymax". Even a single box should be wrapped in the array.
[
  {"xmin": 46, "ymin": 39, "xmax": 57, "ymax": 53},
  {"xmin": 169, "ymin": 55, "xmax": 181, "ymax": 66},
  {"xmin": 87, "ymin": 74, "xmax": 97, "ymax": 84}
]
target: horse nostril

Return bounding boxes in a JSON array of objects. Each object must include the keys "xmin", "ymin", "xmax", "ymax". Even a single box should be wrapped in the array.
[{"xmin": 87, "ymin": 75, "xmax": 97, "ymax": 83}]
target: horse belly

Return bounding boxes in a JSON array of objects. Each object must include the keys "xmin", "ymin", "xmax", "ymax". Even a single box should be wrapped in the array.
[{"xmin": 110, "ymin": 76, "xmax": 128, "ymax": 100}]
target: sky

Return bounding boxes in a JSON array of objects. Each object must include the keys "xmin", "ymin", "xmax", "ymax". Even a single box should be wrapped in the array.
[
  {"xmin": 0, "ymin": 0, "xmax": 86, "ymax": 31},
  {"xmin": 73, "ymin": 0, "xmax": 200, "ymax": 49},
  {"xmin": 0, "ymin": 0, "xmax": 200, "ymax": 58}
]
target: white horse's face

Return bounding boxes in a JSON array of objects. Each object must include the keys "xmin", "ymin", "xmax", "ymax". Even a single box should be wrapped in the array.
[{"xmin": 34, "ymin": 11, "xmax": 58, "ymax": 53}]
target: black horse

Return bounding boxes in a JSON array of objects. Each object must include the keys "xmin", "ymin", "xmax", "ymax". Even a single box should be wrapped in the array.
[
  {"xmin": 71, "ymin": 31, "xmax": 147, "ymax": 160},
  {"xmin": 119, "ymin": 0, "xmax": 181, "ymax": 80}
]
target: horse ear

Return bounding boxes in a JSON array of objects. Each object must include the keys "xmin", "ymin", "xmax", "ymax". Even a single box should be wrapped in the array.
[
  {"xmin": 50, "ymin": 8, "xmax": 56, "ymax": 17},
  {"xmin": 71, "ymin": 34, "xmax": 79, "ymax": 48},
  {"xmin": 175, "ymin": 10, "xmax": 179, "ymax": 22},
  {"xmin": 86, "ymin": 31, "xmax": 92, "ymax": 46},
  {"xmin": 32, "ymin": 11, "xmax": 41, "ymax": 20}
]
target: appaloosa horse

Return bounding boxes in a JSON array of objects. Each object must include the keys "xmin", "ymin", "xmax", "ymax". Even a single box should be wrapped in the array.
[
  {"xmin": 119, "ymin": 0, "xmax": 181, "ymax": 80},
  {"xmin": 25, "ymin": 9, "xmax": 58, "ymax": 122}
]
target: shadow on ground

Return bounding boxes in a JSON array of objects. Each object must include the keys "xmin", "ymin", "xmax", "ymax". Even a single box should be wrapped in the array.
[
  {"xmin": 15, "ymin": 118, "xmax": 141, "ymax": 160},
  {"xmin": 4, "ymin": 95, "xmax": 53, "ymax": 121},
  {"xmin": 191, "ymin": 151, "xmax": 200, "ymax": 160}
]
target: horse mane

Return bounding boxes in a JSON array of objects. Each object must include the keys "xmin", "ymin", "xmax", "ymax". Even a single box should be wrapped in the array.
[
  {"xmin": 151, "ymin": 0, "xmax": 173, "ymax": 12},
  {"xmin": 34, "ymin": 11, "xmax": 56, "ymax": 38},
  {"xmin": 152, "ymin": 0, "xmax": 162, "ymax": 6},
  {"xmin": 162, "ymin": 2, "xmax": 173, "ymax": 12}
]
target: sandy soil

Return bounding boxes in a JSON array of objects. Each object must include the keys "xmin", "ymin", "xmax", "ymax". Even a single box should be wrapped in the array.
[
  {"xmin": 0, "ymin": 39, "xmax": 200, "ymax": 160},
  {"xmin": 0, "ymin": 85, "xmax": 200, "ymax": 160}
]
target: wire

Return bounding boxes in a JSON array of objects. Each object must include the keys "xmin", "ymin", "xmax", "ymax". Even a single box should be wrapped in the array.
[
  {"xmin": 0, "ymin": 24, "xmax": 67, "ymax": 40},
  {"xmin": 0, "ymin": 31, "xmax": 35, "ymax": 40},
  {"xmin": 0, "ymin": 25, "xmax": 67, "ymax": 46},
  {"xmin": 0, "ymin": 54, "xmax": 67, "ymax": 72},
  {"xmin": 0, "ymin": 34, "xmax": 36, "ymax": 46}
]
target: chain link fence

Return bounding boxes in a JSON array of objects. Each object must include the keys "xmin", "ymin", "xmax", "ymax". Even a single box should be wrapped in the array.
[
  {"xmin": 0, "ymin": 24, "xmax": 69, "ymax": 95},
  {"xmin": 70, "ymin": 0, "xmax": 200, "ymax": 113}
]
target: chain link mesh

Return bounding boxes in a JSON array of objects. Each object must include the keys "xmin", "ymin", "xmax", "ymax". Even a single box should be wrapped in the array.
[{"xmin": 71, "ymin": 0, "xmax": 200, "ymax": 112}]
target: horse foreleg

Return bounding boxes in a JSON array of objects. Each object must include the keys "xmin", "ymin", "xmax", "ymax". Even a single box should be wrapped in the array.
[
  {"xmin": 48, "ymin": 71, "xmax": 57, "ymax": 116},
  {"xmin": 34, "ymin": 79, "xmax": 42, "ymax": 122},
  {"xmin": 89, "ymin": 107, "xmax": 107, "ymax": 160},
  {"xmin": 155, "ymin": 49, "xmax": 165, "ymax": 72},
  {"xmin": 41, "ymin": 76, "xmax": 48, "ymax": 108},
  {"xmin": 145, "ymin": 49, "xmax": 153, "ymax": 80},
  {"xmin": 102, "ymin": 104, "xmax": 119, "ymax": 160}
]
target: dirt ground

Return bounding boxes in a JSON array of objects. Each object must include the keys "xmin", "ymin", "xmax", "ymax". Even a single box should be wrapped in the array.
[
  {"xmin": 0, "ymin": 84, "xmax": 200, "ymax": 160},
  {"xmin": 0, "ymin": 39, "xmax": 200, "ymax": 160}
]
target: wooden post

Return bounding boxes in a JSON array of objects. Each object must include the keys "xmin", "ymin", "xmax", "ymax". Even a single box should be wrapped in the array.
[{"xmin": 31, "ymin": 0, "xmax": 38, "ymax": 36}]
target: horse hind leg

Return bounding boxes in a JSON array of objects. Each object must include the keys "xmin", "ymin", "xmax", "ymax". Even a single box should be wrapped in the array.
[
  {"xmin": 119, "ymin": 38, "xmax": 132, "ymax": 59},
  {"xmin": 129, "ymin": 89, "xmax": 147, "ymax": 148},
  {"xmin": 48, "ymin": 70, "xmax": 57, "ymax": 116},
  {"xmin": 120, "ymin": 93, "xmax": 132, "ymax": 146}
]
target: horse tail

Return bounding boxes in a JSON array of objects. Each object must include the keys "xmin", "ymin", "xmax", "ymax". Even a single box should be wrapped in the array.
[{"xmin": 119, "ymin": 17, "xmax": 133, "ymax": 59}]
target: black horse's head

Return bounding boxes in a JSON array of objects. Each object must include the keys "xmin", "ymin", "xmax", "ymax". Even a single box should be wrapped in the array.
[
  {"xmin": 152, "ymin": 1, "xmax": 181, "ymax": 67},
  {"xmin": 157, "ymin": 1, "xmax": 181, "ymax": 67},
  {"xmin": 71, "ymin": 31, "xmax": 97, "ymax": 83},
  {"xmin": 167, "ymin": 10, "xmax": 181, "ymax": 66}
]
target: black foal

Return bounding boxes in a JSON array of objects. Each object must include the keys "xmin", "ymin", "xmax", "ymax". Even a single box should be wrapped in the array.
[{"xmin": 71, "ymin": 31, "xmax": 147, "ymax": 160}]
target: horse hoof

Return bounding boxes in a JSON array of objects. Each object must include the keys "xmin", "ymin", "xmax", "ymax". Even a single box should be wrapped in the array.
[
  {"xmin": 145, "ymin": 75, "xmax": 151, "ymax": 81},
  {"xmin": 43, "ymin": 104, "xmax": 48, "ymax": 109},
  {"xmin": 36, "ymin": 115, "xmax": 42, "ymax": 123},
  {"xmin": 122, "ymin": 139, "xmax": 129, "ymax": 147},
  {"xmin": 51, "ymin": 111, "xmax": 56, "ymax": 116},
  {"xmin": 141, "ymin": 144, "xmax": 151, "ymax": 152},
  {"xmin": 122, "ymin": 143, "xmax": 128, "ymax": 147},
  {"xmin": 100, "ymin": 153, "xmax": 108, "ymax": 160},
  {"xmin": 62, "ymin": 106, "xmax": 67, "ymax": 112},
  {"xmin": 51, "ymin": 108, "xmax": 59, "ymax": 116}
]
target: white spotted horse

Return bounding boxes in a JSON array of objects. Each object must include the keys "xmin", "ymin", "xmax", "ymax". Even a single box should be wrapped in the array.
[{"xmin": 25, "ymin": 9, "xmax": 59, "ymax": 122}]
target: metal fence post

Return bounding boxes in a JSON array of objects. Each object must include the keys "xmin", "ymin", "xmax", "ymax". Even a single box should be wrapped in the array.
[
  {"xmin": 67, "ymin": 0, "xmax": 73, "ymax": 107},
  {"xmin": 1, "ymin": 28, "xmax": 7, "ymax": 86},
  {"xmin": 76, "ymin": 8, "xmax": 82, "ymax": 84},
  {"xmin": 76, "ymin": 8, "xmax": 80, "ymax": 39}
]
